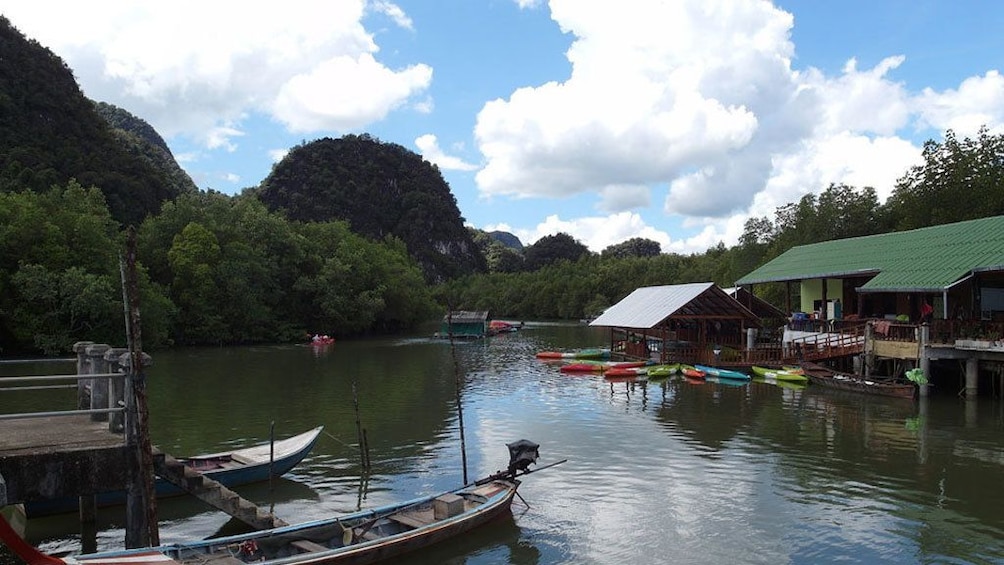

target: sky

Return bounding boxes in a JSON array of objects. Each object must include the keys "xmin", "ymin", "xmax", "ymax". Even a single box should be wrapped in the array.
[{"xmin": 3, "ymin": 1, "xmax": 1003, "ymax": 253}]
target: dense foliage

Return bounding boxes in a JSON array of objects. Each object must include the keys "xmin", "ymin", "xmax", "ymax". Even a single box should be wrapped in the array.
[
  {"xmin": 0, "ymin": 17, "xmax": 184, "ymax": 226},
  {"xmin": 256, "ymin": 135, "xmax": 487, "ymax": 283},
  {"xmin": 0, "ymin": 185, "xmax": 439, "ymax": 355}
]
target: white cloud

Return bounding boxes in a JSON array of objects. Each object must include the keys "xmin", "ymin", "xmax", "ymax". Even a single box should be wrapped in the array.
[
  {"xmin": 597, "ymin": 185, "xmax": 650, "ymax": 213},
  {"xmin": 472, "ymin": 0, "xmax": 1003, "ymax": 250},
  {"xmin": 1, "ymin": 0, "xmax": 430, "ymax": 149},
  {"xmin": 369, "ymin": 1, "xmax": 414, "ymax": 30},
  {"xmin": 414, "ymin": 134, "xmax": 478, "ymax": 171},
  {"xmin": 269, "ymin": 148, "xmax": 291, "ymax": 163},
  {"xmin": 915, "ymin": 71, "xmax": 1004, "ymax": 136},
  {"xmin": 273, "ymin": 54, "xmax": 432, "ymax": 132},
  {"xmin": 475, "ymin": 0, "xmax": 800, "ymax": 219}
]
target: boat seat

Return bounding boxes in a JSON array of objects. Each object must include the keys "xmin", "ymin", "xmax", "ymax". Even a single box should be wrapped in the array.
[
  {"xmin": 229, "ymin": 453, "xmax": 256, "ymax": 465},
  {"xmin": 290, "ymin": 540, "xmax": 328, "ymax": 553},
  {"xmin": 353, "ymin": 528, "xmax": 382, "ymax": 542},
  {"xmin": 388, "ymin": 513, "xmax": 431, "ymax": 529}
]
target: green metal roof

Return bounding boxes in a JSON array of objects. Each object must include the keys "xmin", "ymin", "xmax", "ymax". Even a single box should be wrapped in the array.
[{"xmin": 735, "ymin": 215, "xmax": 1004, "ymax": 292}]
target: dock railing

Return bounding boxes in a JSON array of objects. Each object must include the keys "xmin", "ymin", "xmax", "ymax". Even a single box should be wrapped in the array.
[{"xmin": 0, "ymin": 342, "xmax": 144, "ymax": 433}]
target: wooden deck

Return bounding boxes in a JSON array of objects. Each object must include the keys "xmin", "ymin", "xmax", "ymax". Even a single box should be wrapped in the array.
[{"xmin": 0, "ymin": 414, "xmax": 124, "ymax": 457}]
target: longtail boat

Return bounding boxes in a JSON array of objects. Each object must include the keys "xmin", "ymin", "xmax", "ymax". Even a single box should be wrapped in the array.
[{"xmin": 2, "ymin": 441, "xmax": 565, "ymax": 565}]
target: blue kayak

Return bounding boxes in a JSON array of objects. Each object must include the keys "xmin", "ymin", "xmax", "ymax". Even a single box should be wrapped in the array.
[{"xmin": 694, "ymin": 364, "xmax": 751, "ymax": 381}]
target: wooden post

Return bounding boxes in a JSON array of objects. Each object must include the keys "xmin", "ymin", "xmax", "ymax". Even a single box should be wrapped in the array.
[
  {"xmin": 86, "ymin": 344, "xmax": 110, "ymax": 422},
  {"xmin": 965, "ymin": 357, "xmax": 979, "ymax": 400},
  {"xmin": 864, "ymin": 322, "xmax": 874, "ymax": 376},
  {"xmin": 104, "ymin": 348, "xmax": 128, "ymax": 433},
  {"xmin": 918, "ymin": 325, "xmax": 930, "ymax": 398},
  {"xmin": 73, "ymin": 342, "xmax": 94, "ymax": 410},
  {"xmin": 120, "ymin": 227, "xmax": 159, "ymax": 548}
]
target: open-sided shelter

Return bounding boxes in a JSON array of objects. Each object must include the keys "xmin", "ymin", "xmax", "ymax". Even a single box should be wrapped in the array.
[{"xmin": 589, "ymin": 283, "xmax": 760, "ymax": 364}]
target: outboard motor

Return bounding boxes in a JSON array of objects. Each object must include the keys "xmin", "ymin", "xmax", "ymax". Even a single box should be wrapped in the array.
[{"xmin": 506, "ymin": 439, "xmax": 540, "ymax": 477}]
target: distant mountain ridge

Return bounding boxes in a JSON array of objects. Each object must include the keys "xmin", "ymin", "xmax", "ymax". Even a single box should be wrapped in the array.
[{"xmin": 488, "ymin": 231, "xmax": 523, "ymax": 250}]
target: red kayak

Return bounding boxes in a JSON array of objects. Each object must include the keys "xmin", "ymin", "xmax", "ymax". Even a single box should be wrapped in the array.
[
  {"xmin": 604, "ymin": 366, "xmax": 649, "ymax": 378},
  {"xmin": 680, "ymin": 365, "xmax": 706, "ymax": 379},
  {"xmin": 559, "ymin": 361, "xmax": 648, "ymax": 373}
]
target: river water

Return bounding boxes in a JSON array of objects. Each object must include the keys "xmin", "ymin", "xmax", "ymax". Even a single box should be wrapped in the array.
[{"xmin": 11, "ymin": 322, "xmax": 1004, "ymax": 564}]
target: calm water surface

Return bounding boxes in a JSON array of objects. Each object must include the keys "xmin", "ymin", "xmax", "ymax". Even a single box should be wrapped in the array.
[{"xmin": 12, "ymin": 323, "xmax": 1004, "ymax": 564}]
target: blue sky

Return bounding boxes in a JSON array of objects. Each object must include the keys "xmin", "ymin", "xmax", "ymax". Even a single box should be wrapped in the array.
[{"xmin": 4, "ymin": 1, "xmax": 1003, "ymax": 253}]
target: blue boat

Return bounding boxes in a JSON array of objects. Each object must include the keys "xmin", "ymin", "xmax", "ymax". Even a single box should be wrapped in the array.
[
  {"xmin": 24, "ymin": 425, "xmax": 324, "ymax": 517},
  {"xmin": 694, "ymin": 364, "xmax": 751, "ymax": 381}
]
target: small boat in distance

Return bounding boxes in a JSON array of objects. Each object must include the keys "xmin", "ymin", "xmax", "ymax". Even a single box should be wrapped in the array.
[
  {"xmin": 2, "ymin": 441, "xmax": 566, "ymax": 565},
  {"xmin": 24, "ymin": 426, "xmax": 325, "ymax": 518},
  {"xmin": 310, "ymin": 334, "xmax": 335, "ymax": 346}
]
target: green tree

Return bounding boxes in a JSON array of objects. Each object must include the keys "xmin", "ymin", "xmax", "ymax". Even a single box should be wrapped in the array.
[
  {"xmin": 524, "ymin": 233, "xmax": 591, "ymax": 271},
  {"xmin": 167, "ymin": 222, "xmax": 225, "ymax": 344},
  {"xmin": 886, "ymin": 126, "xmax": 1004, "ymax": 229},
  {"xmin": 601, "ymin": 237, "xmax": 662, "ymax": 259}
]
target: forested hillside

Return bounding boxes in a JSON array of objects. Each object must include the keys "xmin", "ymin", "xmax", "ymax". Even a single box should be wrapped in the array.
[
  {"xmin": 257, "ymin": 135, "xmax": 487, "ymax": 283},
  {"xmin": 93, "ymin": 102, "xmax": 199, "ymax": 197},
  {"xmin": 0, "ymin": 17, "xmax": 185, "ymax": 226}
]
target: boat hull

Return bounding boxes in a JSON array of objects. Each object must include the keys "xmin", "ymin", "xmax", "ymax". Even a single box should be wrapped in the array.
[
  {"xmin": 800, "ymin": 362, "xmax": 915, "ymax": 399},
  {"xmin": 24, "ymin": 426, "xmax": 324, "ymax": 517},
  {"xmin": 53, "ymin": 480, "xmax": 518, "ymax": 565},
  {"xmin": 750, "ymin": 366, "xmax": 809, "ymax": 383},
  {"xmin": 693, "ymin": 365, "xmax": 750, "ymax": 381}
]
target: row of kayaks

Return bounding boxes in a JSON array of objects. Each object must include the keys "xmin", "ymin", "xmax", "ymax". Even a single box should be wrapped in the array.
[{"xmin": 541, "ymin": 352, "xmax": 809, "ymax": 383}]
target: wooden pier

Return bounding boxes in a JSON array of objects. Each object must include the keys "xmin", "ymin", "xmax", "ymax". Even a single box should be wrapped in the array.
[{"xmin": 0, "ymin": 344, "xmax": 285, "ymax": 553}]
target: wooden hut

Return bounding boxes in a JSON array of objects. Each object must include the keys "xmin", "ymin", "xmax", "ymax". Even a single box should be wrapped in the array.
[
  {"xmin": 589, "ymin": 283, "xmax": 760, "ymax": 365},
  {"xmin": 438, "ymin": 311, "xmax": 489, "ymax": 339}
]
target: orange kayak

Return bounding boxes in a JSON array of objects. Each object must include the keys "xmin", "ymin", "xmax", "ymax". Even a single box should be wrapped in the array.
[{"xmin": 680, "ymin": 365, "xmax": 706, "ymax": 379}]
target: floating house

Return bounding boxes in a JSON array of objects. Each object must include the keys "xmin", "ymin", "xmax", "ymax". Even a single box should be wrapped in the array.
[
  {"xmin": 734, "ymin": 215, "xmax": 1004, "ymax": 396},
  {"xmin": 438, "ymin": 310, "xmax": 490, "ymax": 339},
  {"xmin": 735, "ymin": 215, "xmax": 1004, "ymax": 328}
]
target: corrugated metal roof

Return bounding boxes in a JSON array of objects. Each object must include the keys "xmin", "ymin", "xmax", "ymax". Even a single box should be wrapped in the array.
[
  {"xmin": 442, "ymin": 311, "xmax": 489, "ymax": 323},
  {"xmin": 589, "ymin": 283, "xmax": 758, "ymax": 329},
  {"xmin": 735, "ymin": 215, "xmax": 1004, "ymax": 291}
]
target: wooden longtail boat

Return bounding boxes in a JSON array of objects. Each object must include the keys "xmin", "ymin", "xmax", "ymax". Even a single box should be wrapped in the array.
[
  {"xmin": 2, "ymin": 441, "xmax": 565, "ymax": 565},
  {"xmin": 799, "ymin": 362, "xmax": 916, "ymax": 399},
  {"xmin": 25, "ymin": 426, "xmax": 324, "ymax": 518}
]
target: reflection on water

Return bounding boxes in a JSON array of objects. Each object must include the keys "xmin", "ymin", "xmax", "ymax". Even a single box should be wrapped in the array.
[{"xmin": 9, "ymin": 323, "xmax": 1004, "ymax": 564}]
